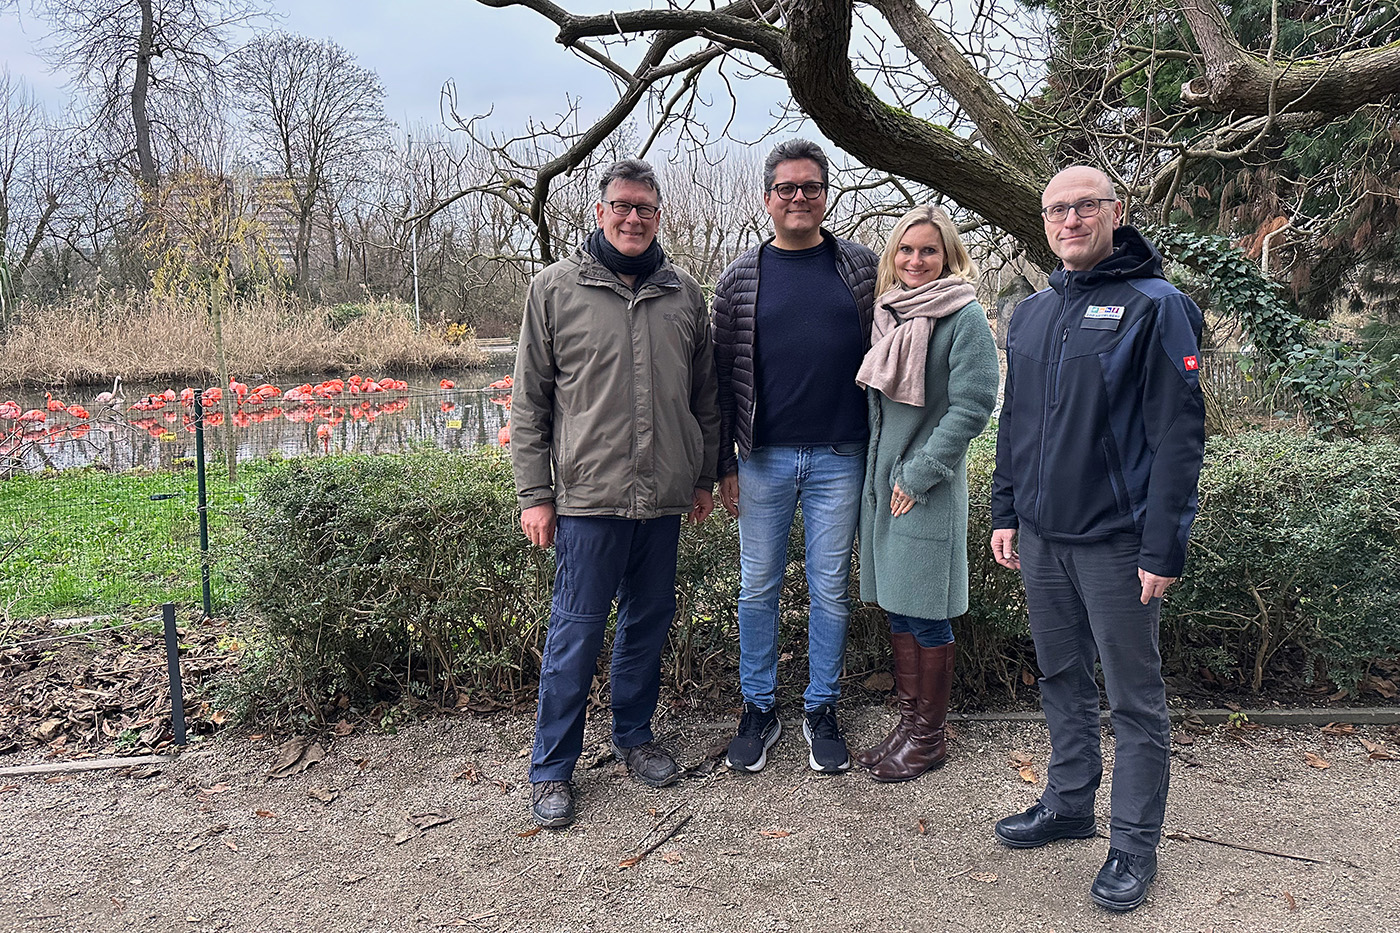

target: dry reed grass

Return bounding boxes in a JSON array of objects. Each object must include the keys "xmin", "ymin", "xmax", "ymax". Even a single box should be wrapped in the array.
[{"xmin": 0, "ymin": 294, "xmax": 487, "ymax": 387}]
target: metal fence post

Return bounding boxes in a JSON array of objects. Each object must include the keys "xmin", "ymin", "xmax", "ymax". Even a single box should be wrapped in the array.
[
  {"xmin": 192, "ymin": 391, "xmax": 212, "ymax": 620},
  {"xmin": 162, "ymin": 602, "xmax": 187, "ymax": 746}
]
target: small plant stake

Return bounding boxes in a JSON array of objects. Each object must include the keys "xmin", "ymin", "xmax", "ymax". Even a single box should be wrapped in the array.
[{"xmin": 163, "ymin": 603, "xmax": 187, "ymax": 746}]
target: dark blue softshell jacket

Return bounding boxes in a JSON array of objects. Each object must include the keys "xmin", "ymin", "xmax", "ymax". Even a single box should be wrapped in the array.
[{"xmin": 991, "ymin": 226, "xmax": 1205, "ymax": 578}]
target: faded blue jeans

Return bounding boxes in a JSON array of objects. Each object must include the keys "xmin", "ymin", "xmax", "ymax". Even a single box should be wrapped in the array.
[{"xmin": 736, "ymin": 443, "xmax": 865, "ymax": 711}]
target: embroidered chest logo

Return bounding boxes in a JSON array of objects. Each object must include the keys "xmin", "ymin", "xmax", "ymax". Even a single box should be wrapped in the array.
[
  {"xmin": 1183, "ymin": 355, "xmax": 1199, "ymax": 371},
  {"xmin": 1084, "ymin": 305, "xmax": 1125, "ymax": 321}
]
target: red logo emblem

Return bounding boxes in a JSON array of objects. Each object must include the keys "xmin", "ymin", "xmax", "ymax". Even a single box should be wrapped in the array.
[{"xmin": 1183, "ymin": 356, "xmax": 1199, "ymax": 371}]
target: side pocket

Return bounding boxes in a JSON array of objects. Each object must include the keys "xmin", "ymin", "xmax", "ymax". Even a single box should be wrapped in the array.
[{"xmin": 1101, "ymin": 436, "xmax": 1129, "ymax": 515}]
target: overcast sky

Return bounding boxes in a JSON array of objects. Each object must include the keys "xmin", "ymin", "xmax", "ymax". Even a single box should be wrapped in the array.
[{"xmin": 0, "ymin": 0, "xmax": 794, "ymax": 143}]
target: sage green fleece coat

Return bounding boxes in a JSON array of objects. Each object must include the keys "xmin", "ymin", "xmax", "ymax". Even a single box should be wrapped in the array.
[{"xmin": 858, "ymin": 298, "xmax": 1000, "ymax": 619}]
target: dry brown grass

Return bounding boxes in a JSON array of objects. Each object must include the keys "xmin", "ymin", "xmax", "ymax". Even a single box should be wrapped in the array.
[{"xmin": 0, "ymin": 293, "xmax": 487, "ymax": 387}]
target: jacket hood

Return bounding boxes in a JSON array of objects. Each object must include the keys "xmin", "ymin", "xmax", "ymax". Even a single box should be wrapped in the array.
[{"xmin": 1050, "ymin": 225, "xmax": 1164, "ymax": 293}]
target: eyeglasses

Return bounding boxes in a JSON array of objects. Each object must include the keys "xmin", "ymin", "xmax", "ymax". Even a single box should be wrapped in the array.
[
  {"xmin": 769, "ymin": 182, "xmax": 827, "ymax": 201},
  {"xmin": 1041, "ymin": 198, "xmax": 1117, "ymax": 223},
  {"xmin": 601, "ymin": 199, "xmax": 659, "ymax": 220}
]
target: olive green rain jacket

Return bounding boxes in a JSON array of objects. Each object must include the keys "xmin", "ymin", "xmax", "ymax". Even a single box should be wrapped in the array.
[{"xmin": 511, "ymin": 247, "xmax": 721, "ymax": 518}]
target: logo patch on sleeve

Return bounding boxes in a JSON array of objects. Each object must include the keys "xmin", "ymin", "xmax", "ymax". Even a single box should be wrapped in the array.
[
  {"xmin": 1183, "ymin": 355, "xmax": 1199, "ymax": 371},
  {"xmin": 1084, "ymin": 305, "xmax": 1125, "ymax": 321}
]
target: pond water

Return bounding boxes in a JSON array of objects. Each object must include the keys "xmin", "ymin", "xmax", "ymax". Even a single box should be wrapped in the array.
[{"xmin": 1, "ymin": 356, "xmax": 517, "ymax": 474}]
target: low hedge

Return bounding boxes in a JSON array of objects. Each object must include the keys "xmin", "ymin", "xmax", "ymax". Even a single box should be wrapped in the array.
[{"xmin": 237, "ymin": 432, "xmax": 1400, "ymax": 711}]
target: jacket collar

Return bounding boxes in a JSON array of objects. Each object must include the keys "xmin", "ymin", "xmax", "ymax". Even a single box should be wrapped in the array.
[{"xmin": 573, "ymin": 246, "xmax": 680, "ymax": 295}]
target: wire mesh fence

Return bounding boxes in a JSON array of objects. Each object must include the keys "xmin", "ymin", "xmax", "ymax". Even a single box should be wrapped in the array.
[{"xmin": 0, "ymin": 362, "xmax": 513, "ymax": 625}]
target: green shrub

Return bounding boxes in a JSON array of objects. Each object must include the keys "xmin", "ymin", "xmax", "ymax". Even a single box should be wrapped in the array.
[
  {"xmin": 1167, "ymin": 432, "xmax": 1400, "ymax": 691},
  {"xmin": 325, "ymin": 302, "xmax": 368, "ymax": 331},
  {"xmin": 236, "ymin": 448, "xmax": 553, "ymax": 705}
]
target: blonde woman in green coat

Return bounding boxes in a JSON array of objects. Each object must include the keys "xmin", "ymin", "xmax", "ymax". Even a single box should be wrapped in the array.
[{"xmin": 853, "ymin": 206, "xmax": 1000, "ymax": 782}]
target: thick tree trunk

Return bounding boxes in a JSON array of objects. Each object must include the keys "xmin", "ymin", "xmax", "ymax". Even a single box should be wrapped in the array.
[{"xmin": 132, "ymin": 0, "xmax": 158, "ymax": 193}]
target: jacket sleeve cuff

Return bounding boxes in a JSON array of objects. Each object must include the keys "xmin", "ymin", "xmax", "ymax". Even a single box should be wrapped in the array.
[
  {"xmin": 891, "ymin": 455, "xmax": 953, "ymax": 501},
  {"xmin": 517, "ymin": 488, "xmax": 555, "ymax": 511}
]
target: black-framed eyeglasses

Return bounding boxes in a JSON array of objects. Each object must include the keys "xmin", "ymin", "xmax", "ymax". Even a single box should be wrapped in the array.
[
  {"xmin": 769, "ymin": 182, "xmax": 827, "ymax": 201},
  {"xmin": 601, "ymin": 199, "xmax": 659, "ymax": 220},
  {"xmin": 1041, "ymin": 198, "xmax": 1117, "ymax": 223}
]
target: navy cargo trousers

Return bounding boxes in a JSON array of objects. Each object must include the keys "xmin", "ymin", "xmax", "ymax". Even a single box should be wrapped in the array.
[
  {"xmin": 529, "ymin": 514, "xmax": 681, "ymax": 784},
  {"xmin": 1018, "ymin": 527, "xmax": 1171, "ymax": 857}
]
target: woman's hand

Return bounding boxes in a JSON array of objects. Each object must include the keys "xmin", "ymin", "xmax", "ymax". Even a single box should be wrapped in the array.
[{"xmin": 890, "ymin": 483, "xmax": 915, "ymax": 517}]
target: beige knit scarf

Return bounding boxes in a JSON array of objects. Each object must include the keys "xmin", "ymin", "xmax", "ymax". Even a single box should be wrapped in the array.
[{"xmin": 856, "ymin": 276, "xmax": 977, "ymax": 407}]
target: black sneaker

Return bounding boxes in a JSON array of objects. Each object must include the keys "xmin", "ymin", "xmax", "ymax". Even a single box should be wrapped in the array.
[
  {"xmin": 725, "ymin": 702, "xmax": 781, "ymax": 772},
  {"xmin": 611, "ymin": 739, "xmax": 680, "ymax": 788},
  {"xmin": 530, "ymin": 780, "xmax": 574, "ymax": 829},
  {"xmin": 802, "ymin": 704, "xmax": 851, "ymax": 773}
]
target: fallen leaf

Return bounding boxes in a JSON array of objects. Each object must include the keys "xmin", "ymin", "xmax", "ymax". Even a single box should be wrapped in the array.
[
  {"xmin": 1303, "ymin": 752, "xmax": 1331, "ymax": 769},
  {"xmin": 1172, "ymin": 732, "xmax": 1195, "ymax": 746},
  {"xmin": 917, "ymin": 819, "xmax": 927, "ymax": 835},
  {"xmin": 255, "ymin": 809, "xmax": 277, "ymax": 819},
  {"xmin": 516, "ymin": 747, "xmax": 530, "ymax": 758},
  {"xmin": 1321, "ymin": 722, "xmax": 1356, "ymax": 736},
  {"xmin": 661, "ymin": 851, "xmax": 682, "ymax": 864},
  {"xmin": 1009, "ymin": 751, "xmax": 1033, "ymax": 769},
  {"xmin": 760, "ymin": 829, "xmax": 792, "ymax": 838},
  {"xmin": 267, "ymin": 737, "xmax": 325, "ymax": 780},
  {"xmin": 199, "ymin": 783, "xmax": 231, "ymax": 795},
  {"xmin": 333, "ymin": 719, "xmax": 354, "ymax": 736},
  {"xmin": 493, "ymin": 779, "xmax": 512, "ymax": 794},
  {"xmin": 969, "ymin": 872, "xmax": 997, "ymax": 883},
  {"xmin": 863, "ymin": 671, "xmax": 895, "ymax": 692},
  {"xmin": 307, "ymin": 786, "xmax": 338, "ymax": 803},
  {"xmin": 454, "ymin": 767, "xmax": 480, "ymax": 783},
  {"xmin": 1362, "ymin": 676, "xmax": 1398, "ymax": 699},
  {"xmin": 222, "ymin": 837, "xmax": 239, "ymax": 852},
  {"xmin": 0, "ymin": 785, "xmax": 18, "ymax": 794},
  {"xmin": 1361, "ymin": 739, "xmax": 1397, "ymax": 761},
  {"xmin": 517, "ymin": 826, "xmax": 542, "ymax": 838},
  {"xmin": 343, "ymin": 873, "xmax": 368, "ymax": 885},
  {"xmin": 1019, "ymin": 766, "xmax": 1039, "ymax": 783},
  {"xmin": 1020, "ymin": 668, "xmax": 1036, "ymax": 686},
  {"xmin": 618, "ymin": 854, "xmax": 643, "ymax": 868},
  {"xmin": 210, "ymin": 710, "xmax": 228, "ymax": 726},
  {"xmin": 1327, "ymin": 688, "xmax": 1349, "ymax": 702},
  {"xmin": 1282, "ymin": 891, "xmax": 1298, "ymax": 911}
]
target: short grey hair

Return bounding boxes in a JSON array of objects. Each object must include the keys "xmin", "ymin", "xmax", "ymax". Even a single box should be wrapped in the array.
[
  {"xmin": 598, "ymin": 158, "xmax": 661, "ymax": 202},
  {"xmin": 763, "ymin": 139, "xmax": 829, "ymax": 191}
]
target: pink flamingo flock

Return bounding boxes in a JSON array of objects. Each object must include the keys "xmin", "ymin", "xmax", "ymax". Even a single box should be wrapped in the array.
[{"xmin": 0, "ymin": 375, "xmax": 507, "ymax": 458}]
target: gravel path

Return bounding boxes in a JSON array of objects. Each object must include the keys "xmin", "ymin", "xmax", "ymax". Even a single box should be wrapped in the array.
[{"xmin": 2, "ymin": 706, "xmax": 1397, "ymax": 932}]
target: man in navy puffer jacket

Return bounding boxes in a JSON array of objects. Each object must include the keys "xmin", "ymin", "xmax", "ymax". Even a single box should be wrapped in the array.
[{"xmin": 990, "ymin": 166, "xmax": 1205, "ymax": 912}]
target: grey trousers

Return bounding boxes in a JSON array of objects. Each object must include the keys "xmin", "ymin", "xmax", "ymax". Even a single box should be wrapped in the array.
[{"xmin": 1019, "ymin": 527, "xmax": 1171, "ymax": 857}]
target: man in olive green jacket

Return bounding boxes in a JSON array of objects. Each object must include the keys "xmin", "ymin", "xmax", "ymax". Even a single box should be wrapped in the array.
[{"xmin": 511, "ymin": 158, "xmax": 720, "ymax": 829}]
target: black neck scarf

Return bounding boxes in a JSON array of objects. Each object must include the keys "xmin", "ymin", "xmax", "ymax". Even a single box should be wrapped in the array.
[{"xmin": 586, "ymin": 228, "xmax": 665, "ymax": 287}]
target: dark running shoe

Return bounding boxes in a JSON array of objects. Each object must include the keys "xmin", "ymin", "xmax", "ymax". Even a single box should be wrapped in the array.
[
  {"xmin": 725, "ymin": 702, "xmax": 781, "ymax": 772},
  {"xmin": 611, "ymin": 739, "xmax": 680, "ymax": 788},
  {"xmin": 802, "ymin": 704, "xmax": 852, "ymax": 773},
  {"xmin": 530, "ymin": 780, "xmax": 575, "ymax": 829}
]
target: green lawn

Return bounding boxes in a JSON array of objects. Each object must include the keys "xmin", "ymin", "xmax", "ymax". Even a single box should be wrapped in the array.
[{"xmin": 0, "ymin": 463, "xmax": 277, "ymax": 621}]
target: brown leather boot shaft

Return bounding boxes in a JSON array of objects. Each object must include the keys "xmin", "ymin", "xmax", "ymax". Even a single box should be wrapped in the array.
[
  {"xmin": 869, "ymin": 642, "xmax": 956, "ymax": 783},
  {"xmin": 855, "ymin": 631, "xmax": 921, "ymax": 768}
]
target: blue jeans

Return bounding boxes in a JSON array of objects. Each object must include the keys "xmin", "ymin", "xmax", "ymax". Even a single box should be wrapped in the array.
[
  {"xmin": 530, "ymin": 515, "xmax": 681, "ymax": 783},
  {"xmin": 887, "ymin": 612, "xmax": 954, "ymax": 648},
  {"xmin": 736, "ymin": 443, "xmax": 865, "ymax": 711}
]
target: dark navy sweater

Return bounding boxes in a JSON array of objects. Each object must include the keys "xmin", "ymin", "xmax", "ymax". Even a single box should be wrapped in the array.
[
  {"xmin": 991, "ymin": 226, "xmax": 1205, "ymax": 577},
  {"xmin": 752, "ymin": 240, "xmax": 869, "ymax": 447}
]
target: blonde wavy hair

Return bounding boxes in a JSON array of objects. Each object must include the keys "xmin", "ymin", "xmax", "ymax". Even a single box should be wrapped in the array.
[{"xmin": 875, "ymin": 205, "xmax": 978, "ymax": 295}]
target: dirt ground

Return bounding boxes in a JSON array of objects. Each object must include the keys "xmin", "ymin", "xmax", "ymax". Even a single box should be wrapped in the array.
[{"xmin": 2, "ymin": 704, "xmax": 1398, "ymax": 933}]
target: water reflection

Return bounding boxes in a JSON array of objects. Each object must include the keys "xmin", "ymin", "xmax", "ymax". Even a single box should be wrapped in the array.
[{"xmin": 1, "ymin": 360, "xmax": 516, "ymax": 474}]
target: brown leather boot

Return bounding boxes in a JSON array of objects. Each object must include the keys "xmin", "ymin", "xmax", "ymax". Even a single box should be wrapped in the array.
[
  {"xmin": 855, "ymin": 631, "xmax": 920, "ymax": 768},
  {"xmin": 869, "ymin": 642, "xmax": 955, "ymax": 783}
]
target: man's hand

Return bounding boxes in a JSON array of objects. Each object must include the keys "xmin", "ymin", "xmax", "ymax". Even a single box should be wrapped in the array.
[
  {"xmin": 991, "ymin": 528, "xmax": 1020, "ymax": 570},
  {"xmin": 520, "ymin": 503, "xmax": 557, "ymax": 548},
  {"xmin": 719, "ymin": 473, "xmax": 739, "ymax": 517},
  {"xmin": 689, "ymin": 487, "xmax": 715, "ymax": 525},
  {"xmin": 1138, "ymin": 569, "xmax": 1177, "ymax": 604}
]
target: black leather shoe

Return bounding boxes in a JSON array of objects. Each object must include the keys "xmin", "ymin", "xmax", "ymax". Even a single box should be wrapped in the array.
[
  {"xmin": 530, "ymin": 780, "xmax": 575, "ymax": 829},
  {"xmin": 1090, "ymin": 847, "xmax": 1158, "ymax": 911},
  {"xmin": 993, "ymin": 802, "xmax": 1097, "ymax": 848},
  {"xmin": 611, "ymin": 739, "xmax": 680, "ymax": 787}
]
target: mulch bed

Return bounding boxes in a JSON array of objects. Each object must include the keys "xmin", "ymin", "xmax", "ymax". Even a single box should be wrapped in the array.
[{"xmin": 0, "ymin": 615, "xmax": 237, "ymax": 760}]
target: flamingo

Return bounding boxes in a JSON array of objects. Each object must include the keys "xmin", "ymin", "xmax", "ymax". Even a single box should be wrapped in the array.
[
  {"xmin": 497, "ymin": 422, "xmax": 511, "ymax": 445},
  {"xmin": 94, "ymin": 377, "xmax": 123, "ymax": 409},
  {"xmin": 440, "ymin": 379, "xmax": 456, "ymax": 389},
  {"xmin": 45, "ymin": 392, "xmax": 65, "ymax": 412},
  {"xmin": 487, "ymin": 375, "xmax": 514, "ymax": 391},
  {"xmin": 0, "ymin": 401, "xmax": 20, "ymax": 420},
  {"xmin": 16, "ymin": 409, "xmax": 46, "ymax": 423},
  {"xmin": 65, "ymin": 405, "xmax": 91, "ymax": 420}
]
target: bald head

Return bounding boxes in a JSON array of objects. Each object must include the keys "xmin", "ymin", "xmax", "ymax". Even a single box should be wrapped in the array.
[{"xmin": 1041, "ymin": 165, "xmax": 1123, "ymax": 271}]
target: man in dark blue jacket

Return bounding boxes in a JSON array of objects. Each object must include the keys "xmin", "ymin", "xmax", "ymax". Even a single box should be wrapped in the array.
[{"xmin": 990, "ymin": 166, "xmax": 1205, "ymax": 912}]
